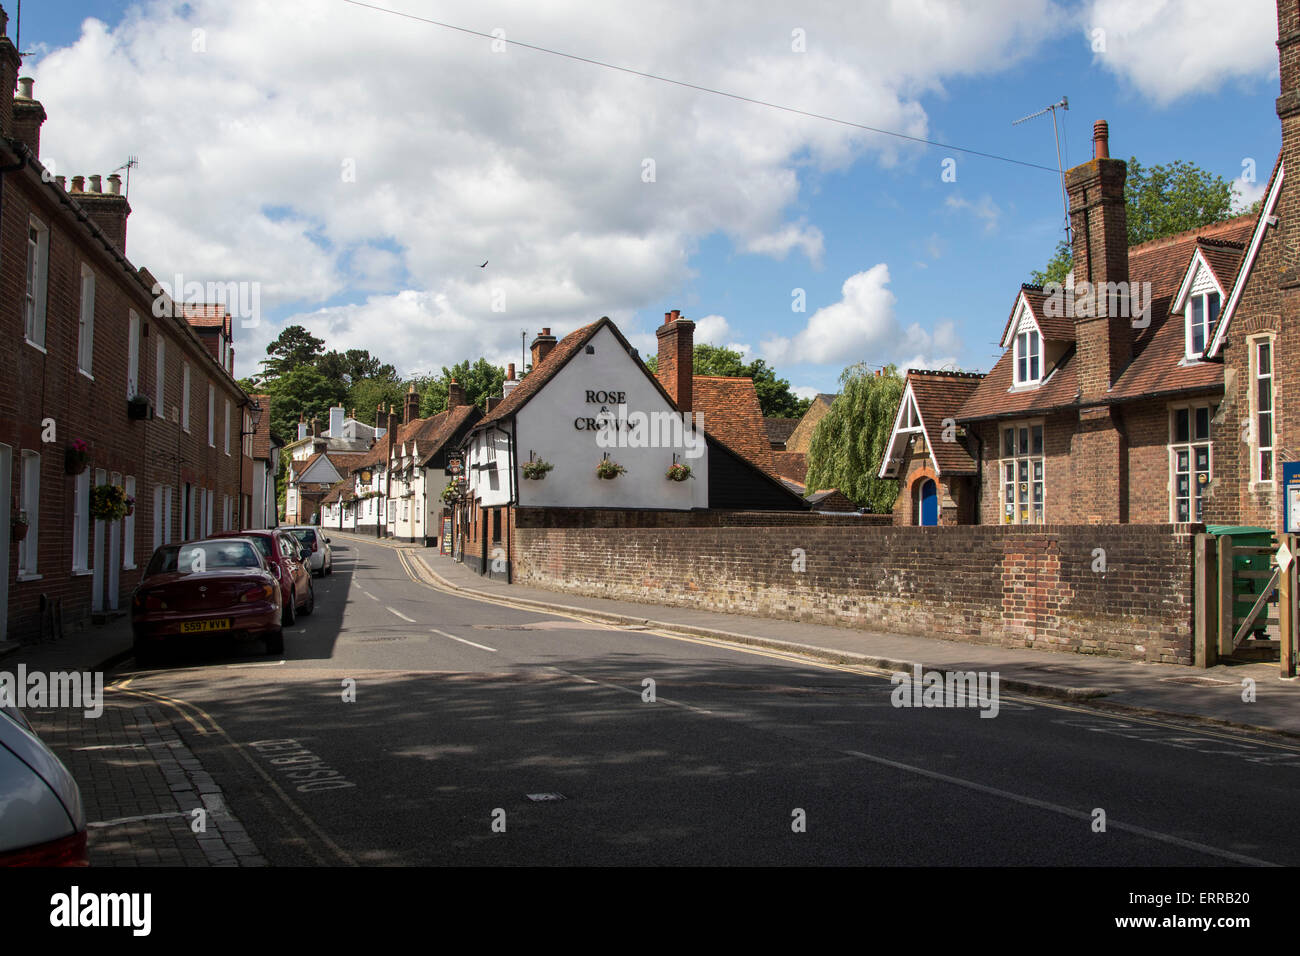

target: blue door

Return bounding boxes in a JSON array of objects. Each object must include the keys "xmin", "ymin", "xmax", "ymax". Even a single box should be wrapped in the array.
[{"xmin": 919, "ymin": 479, "xmax": 938, "ymax": 526}]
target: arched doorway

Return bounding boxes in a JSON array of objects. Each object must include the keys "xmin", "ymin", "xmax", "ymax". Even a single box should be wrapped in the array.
[{"xmin": 917, "ymin": 478, "xmax": 938, "ymax": 526}]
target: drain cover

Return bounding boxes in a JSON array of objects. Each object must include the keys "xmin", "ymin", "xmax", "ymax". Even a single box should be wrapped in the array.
[
  {"xmin": 526, "ymin": 792, "xmax": 566, "ymax": 802},
  {"xmin": 1159, "ymin": 676, "xmax": 1235, "ymax": 686}
]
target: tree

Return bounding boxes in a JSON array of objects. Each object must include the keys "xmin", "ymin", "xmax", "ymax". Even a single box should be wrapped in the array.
[
  {"xmin": 1031, "ymin": 157, "xmax": 1234, "ymax": 282},
  {"xmin": 644, "ymin": 344, "xmax": 810, "ymax": 417},
  {"xmin": 258, "ymin": 325, "xmax": 325, "ymax": 382},
  {"xmin": 319, "ymin": 348, "xmax": 397, "ymax": 386},
  {"xmin": 804, "ymin": 363, "xmax": 905, "ymax": 513},
  {"xmin": 349, "ymin": 377, "xmax": 410, "ymax": 426},
  {"xmin": 419, "ymin": 359, "xmax": 506, "ymax": 415},
  {"xmin": 265, "ymin": 365, "xmax": 348, "ymax": 447}
]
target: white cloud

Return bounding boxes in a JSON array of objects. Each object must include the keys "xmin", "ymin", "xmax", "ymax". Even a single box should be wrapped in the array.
[
  {"xmin": 944, "ymin": 194, "xmax": 1001, "ymax": 233},
  {"xmin": 31, "ymin": 0, "xmax": 1060, "ymax": 377},
  {"xmin": 1231, "ymin": 175, "xmax": 1269, "ymax": 213},
  {"xmin": 1083, "ymin": 0, "xmax": 1276, "ymax": 106},
  {"xmin": 691, "ymin": 314, "xmax": 732, "ymax": 346}
]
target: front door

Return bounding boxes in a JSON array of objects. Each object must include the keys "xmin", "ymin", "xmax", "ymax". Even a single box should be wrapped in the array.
[{"xmin": 919, "ymin": 478, "xmax": 938, "ymax": 527}]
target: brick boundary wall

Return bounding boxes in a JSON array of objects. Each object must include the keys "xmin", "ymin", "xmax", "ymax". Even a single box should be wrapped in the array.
[
  {"xmin": 515, "ymin": 508, "xmax": 894, "ymax": 529},
  {"xmin": 513, "ymin": 517, "xmax": 1199, "ymax": 664}
]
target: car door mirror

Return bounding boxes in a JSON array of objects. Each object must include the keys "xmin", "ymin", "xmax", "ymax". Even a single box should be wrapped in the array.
[{"xmin": 324, "ymin": 537, "xmax": 330, "ymax": 544}]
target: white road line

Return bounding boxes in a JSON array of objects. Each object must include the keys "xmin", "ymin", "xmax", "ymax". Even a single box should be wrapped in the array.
[
  {"xmin": 429, "ymin": 628, "xmax": 497, "ymax": 653},
  {"xmin": 88, "ymin": 810, "xmax": 189, "ymax": 829},
  {"xmin": 387, "ymin": 606, "xmax": 417, "ymax": 622},
  {"xmin": 840, "ymin": 748, "xmax": 1279, "ymax": 867},
  {"xmin": 360, "ymin": 590, "xmax": 378, "ymax": 601}
]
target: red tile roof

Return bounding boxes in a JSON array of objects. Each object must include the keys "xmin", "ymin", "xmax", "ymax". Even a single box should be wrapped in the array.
[
  {"xmin": 180, "ymin": 303, "xmax": 231, "ymax": 334},
  {"xmin": 907, "ymin": 370, "xmax": 983, "ymax": 474},
  {"xmin": 960, "ymin": 213, "xmax": 1256, "ymax": 420},
  {"xmin": 479, "ymin": 320, "xmax": 610, "ymax": 425},
  {"xmin": 764, "ymin": 417, "xmax": 799, "ymax": 447},
  {"xmin": 692, "ymin": 376, "xmax": 776, "ymax": 476},
  {"xmin": 772, "ymin": 450, "xmax": 807, "ymax": 483}
]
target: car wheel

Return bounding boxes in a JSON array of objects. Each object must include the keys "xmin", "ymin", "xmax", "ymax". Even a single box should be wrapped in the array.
[
  {"xmin": 265, "ymin": 628, "xmax": 284, "ymax": 655},
  {"xmin": 301, "ymin": 581, "xmax": 315, "ymax": 616},
  {"xmin": 282, "ymin": 588, "xmax": 297, "ymax": 627}
]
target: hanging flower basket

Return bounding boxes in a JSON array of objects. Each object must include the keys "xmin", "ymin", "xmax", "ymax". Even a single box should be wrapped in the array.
[
  {"xmin": 666, "ymin": 462, "xmax": 693, "ymax": 482},
  {"xmin": 124, "ymin": 495, "xmax": 136, "ymax": 517},
  {"xmin": 11, "ymin": 511, "xmax": 29, "ymax": 542},
  {"xmin": 440, "ymin": 479, "xmax": 464, "ymax": 503},
  {"xmin": 595, "ymin": 459, "xmax": 626, "ymax": 480},
  {"xmin": 522, "ymin": 459, "xmax": 554, "ymax": 480},
  {"xmin": 127, "ymin": 394, "xmax": 153, "ymax": 420},
  {"xmin": 90, "ymin": 483, "xmax": 128, "ymax": 521},
  {"xmin": 65, "ymin": 439, "xmax": 90, "ymax": 475}
]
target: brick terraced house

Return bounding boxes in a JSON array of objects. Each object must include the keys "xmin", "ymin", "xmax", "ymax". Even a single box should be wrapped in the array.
[{"xmin": 0, "ymin": 9, "xmax": 252, "ymax": 642}]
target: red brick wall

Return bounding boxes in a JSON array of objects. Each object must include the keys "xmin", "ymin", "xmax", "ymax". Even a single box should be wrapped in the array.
[
  {"xmin": 513, "ymin": 522, "xmax": 1197, "ymax": 663},
  {"xmin": 1, "ymin": 156, "xmax": 247, "ymax": 641}
]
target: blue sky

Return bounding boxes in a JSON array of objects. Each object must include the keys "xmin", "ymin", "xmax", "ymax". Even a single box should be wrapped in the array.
[{"xmin": 20, "ymin": 1, "xmax": 1281, "ymax": 396}]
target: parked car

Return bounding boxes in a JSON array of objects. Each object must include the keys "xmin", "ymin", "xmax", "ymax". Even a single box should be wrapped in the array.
[
  {"xmin": 210, "ymin": 529, "xmax": 315, "ymax": 625},
  {"xmin": 131, "ymin": 537, "xmax": 284, "ymax": 663},
  {"xmin": 0, "ymin": 704, "xmax": 88, "ymax": 866},
  {"xmin": 281, "ymin": 525, "xmax": 333, "ymax": 577}
]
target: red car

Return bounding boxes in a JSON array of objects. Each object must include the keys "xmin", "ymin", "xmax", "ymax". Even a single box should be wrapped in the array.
[
  {"xmin": 210, "ymin": 529, "xmax": 315, "ymax": 626},
  {"xmin": 132, "ymin": 537, "xmax": 283, "ymax": 664}
]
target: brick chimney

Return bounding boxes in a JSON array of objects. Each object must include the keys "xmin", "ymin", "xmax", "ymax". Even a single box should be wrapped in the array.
[
  {"xmin": 655, "ymin": 309, "xmax": 695, "ymax": 412},
  {"xmin": 0, "ymin": 8, "xmax": 20, "ymax": 140},
  {"xmin": 1065, "ymin": 120, "xmax": 1130, "ymax": 401},
  {"xmin": 403, "ymin": 383, "xmax": 419, "ymax": 424},
  {"xmin": 447, "ymin": 377, "xmax": 467, "ymax": 409},
  {"xmin": 530, "ymin": 328, "xmax": 557, "ymax": 368},
  {"xmin": 75, "ymin": 171, "xmax": 131, "ymax": 253},
  {"xmin": 502, "ymin": 362, "xmax": 518, "ymax": 397},
  {"xmin": 12, "ymin": 77, "xmax": 45, "ymax": 156}
]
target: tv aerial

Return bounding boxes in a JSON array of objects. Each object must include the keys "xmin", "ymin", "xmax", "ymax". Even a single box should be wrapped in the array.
[
  {"xmin": 1014, "ymin": 96, "xmax": 1071, "ymax": 244},
  {"xmin": 112, "ymin": 155, "xmax": 140, "ymax": 198}
]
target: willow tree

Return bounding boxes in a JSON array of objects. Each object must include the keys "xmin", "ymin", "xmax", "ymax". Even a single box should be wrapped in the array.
[{"xmin": 804, "ymin": 363, "xmax": 904, "ymax": 513}]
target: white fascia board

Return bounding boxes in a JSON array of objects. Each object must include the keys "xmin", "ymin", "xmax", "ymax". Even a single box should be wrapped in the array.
[{"xmin": 1208, "ymin": 162, "xmax": 1285, "ymax": 358}]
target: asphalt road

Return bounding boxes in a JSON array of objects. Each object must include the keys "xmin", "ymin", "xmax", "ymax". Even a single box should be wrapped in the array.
[{"xmin": 115, "ymin": 536, "xmax": 1300, "ymax": 866}]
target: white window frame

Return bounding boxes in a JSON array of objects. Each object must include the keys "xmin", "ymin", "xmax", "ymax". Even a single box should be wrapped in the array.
[
  {"xmin": 127, "ymin": 311, "xmax": 141, "ymax": 398},
  {"xmin": 123, "ymin": 476, "xmax": 136, "ymax": 570},
  {"xmin": 24, "ymin": 217, "xmax": 48, "ymax": 351},
  {"xmin": 17, "ymin": 450, "xmax": 40, "ymax": 578},
  {"xmin": 999, "ymin": 420, "xmax": 1046, "ymax": 525},
  {"xmin": 78, "ymin": 264, "xmax": 96, "ymax": 377},
  {"xmin": 206, "ymin": 488, "xmax": 214, "ymax": 536},
  {"xmin": 1169, "ymin": 402, "xmax": 1213, "ymax": 523},
  {"xmin": 72, "ymin": 468, "xmax": 90, "ymax": 572},
  {"xmin": 1185, "ymin": 290, "xmax": 1221, "ymax": 361},
  {"xmin": 1013, "ymin": 329, "xmax": 1042, "ymax": 387},
  {"xmin": 208, "ymin": 382, "xmax": 216, "ymax": 446},
  {"xmin": 182, "ymin": 362, "xmax": 192, "ymax": 432},
  {"xmin": 155, "ymin": 339, "xmax": 166, "ymax": 420},
  {"xmin": 1250, "ymin": 334, "xmax": 1276, "ymax": 484},
  {"xmin": 224, "ymin": 400, "xmax": 232, "ymax": 455}
]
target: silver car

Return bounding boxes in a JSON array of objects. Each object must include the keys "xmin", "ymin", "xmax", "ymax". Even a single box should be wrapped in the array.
[
  {"xmin": 0, "ymin": 704, "xmax": 88, "ymax": 866},
  {"xmin": 281, "ymin": 526, "xmax": 333, "ymax": 577}
]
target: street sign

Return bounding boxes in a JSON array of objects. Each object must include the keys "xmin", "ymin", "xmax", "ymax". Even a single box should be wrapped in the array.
[
  {"xmin": 446, "ymin": 452, "xmax": 464, "ymax": 477},
  {"xmin": 1285, "ymin": 461, "xmax": 1300, "ymax": 533}
]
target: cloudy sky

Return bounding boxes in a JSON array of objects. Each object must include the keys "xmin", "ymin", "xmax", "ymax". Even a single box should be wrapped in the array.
[{"xmin": 22, "ymin": 0, "xmax": 1282, "ymax": 396}]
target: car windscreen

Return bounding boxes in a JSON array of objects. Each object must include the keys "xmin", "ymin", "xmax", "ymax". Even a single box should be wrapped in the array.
[
  {"xmin": 289, "ymin": 530, "xmax": 316, "ymax": 547},
  {"xmin": 244, "ymin": 535, "xmax": 273, "ymax": 558},
  {"xmin": 173, "ymin": 540, "xmax": 263, "ymax": 573}
]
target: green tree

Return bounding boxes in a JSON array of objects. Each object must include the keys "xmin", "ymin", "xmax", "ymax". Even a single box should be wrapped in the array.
[
  {"xmin": 1031, "ymin": 157, "xmax": 1234, "ymax": 283},
  {"xmin": 258, "ymin": 325, "xmax": 326, "ymax": 382},
  {"xmin": 419, "ymin": 359, "xmax": 506, "ymax": 415},
  {"xmin": 644, "ymin": 344, "xmax": 809, "ymax": 417},
  {"xmin": 265, "ymin": 365, "xmax": 348, "ymax": 447},
  {"xmin": 349, "ymin": 376, "xmax": 410, "ymax": 426},
  {"xmin": 804, "ymin": 363, "xmax": 905, "ymax": 512},
  {"xmin": 319, "ymin": 348, "xmax": 397, "ymax": 386}
]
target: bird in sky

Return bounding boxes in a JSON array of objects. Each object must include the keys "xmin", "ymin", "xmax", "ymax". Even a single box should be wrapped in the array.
[{"xmin": 480, "ymin": 260, "xmax": 488, "ymax": 268}]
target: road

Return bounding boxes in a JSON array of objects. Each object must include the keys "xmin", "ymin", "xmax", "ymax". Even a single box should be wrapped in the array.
[{"xmin": 111, "ymin": 536, "xmax": 1300, "ymax": 866}]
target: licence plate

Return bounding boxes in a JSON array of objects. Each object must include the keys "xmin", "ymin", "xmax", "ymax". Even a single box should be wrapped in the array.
[{"xmin": 180, "ymin": 619, "xmax": 232, "ymax": 633}]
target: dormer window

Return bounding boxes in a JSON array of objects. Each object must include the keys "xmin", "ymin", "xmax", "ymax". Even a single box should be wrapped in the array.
[
  {"xmin": 1014, "ymin": 329, "xmax": 1041, "ymax": 385},
  {"xmin": 1186, "ymin": 291, "xmax": 1220, "ymax": 359}
]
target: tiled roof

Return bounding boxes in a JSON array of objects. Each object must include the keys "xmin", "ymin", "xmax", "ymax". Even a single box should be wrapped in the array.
[
  {"xmin": 907, "ymin": 370, "xmax": 983, "ymax": 473},
  {"xmin": 1001, "ymin": 286, "xmax": 1075, "ymax": 345},
  {"xmin": 693, "ymin": 376, "xmax": 776, "ymax": 476},
  {"xmin": 764, "ymin": 417, "xmax": 799, "ymax": 447},
  {"xmin": 321, "ymin": 480, "xmax": 356, "ymax": 505},
  {"xmin": 960, "ymin": 213, "xmax": 1256, "ymax": 420},
  {"xmin": 250, "ymin": 394, "xmax": 274, "ymax": 460},
  {"xmin": 479, "ymin": 320, "xmax": 609, "ymax": 425},
  {"xmin": 180, "ymin": 303, "xmax": 231, "ymax": 333},
  {"xmin": 772, "ymin": 450, "xmax": 807, "ymax": 483},
  {"xmin": 353, "ymin": 405, "xmax": 483, "ymax": 470}
]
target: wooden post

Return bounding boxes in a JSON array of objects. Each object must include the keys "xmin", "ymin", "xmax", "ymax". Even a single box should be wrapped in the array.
[
  {"xmin": 1195, "ymin": 533, "xmax": 1216, "ymax": 668},
  {"xmin": 1281, "ymin": 534, "xmax": 1296, "ymax": 679},
  {"xmin": 1217, "ymin": 534, "xmax": 1234, "ymax": 659}
]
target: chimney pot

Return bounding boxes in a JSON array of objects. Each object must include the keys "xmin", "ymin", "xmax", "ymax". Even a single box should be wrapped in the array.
[
  {"xmin": 54, "ymin": 175, "xmax": 65, "ymax": 190},
  {"xmin": 507, "ymin": 362, "xmax": 515, "ymax": 380},
  {"xmin": 89, "ymin": 174, "xmax": 102, "ymax": 193},
  {"xmin": 71, "ymin": 175, "xmax": 84, "ymax": 193},
  {"xmin": 16, "ymin": 76, "xmax": 32, "ymax": 99},
  {"xmin": 529, "ymin": 329, "xmax": 558, "ymax": 368},
  {"xmin": 107, "ymin": 173, "xmax": 122, "ymax": 195},
  {"xmin": 1093, "ymin": 119, "xmax": 1109, "ymax": 160}
]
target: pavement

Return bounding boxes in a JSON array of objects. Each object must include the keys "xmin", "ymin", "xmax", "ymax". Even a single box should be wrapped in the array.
[{"xmin": 344, "ymin": 532, "xmax": 1300, "ymax": 740}]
